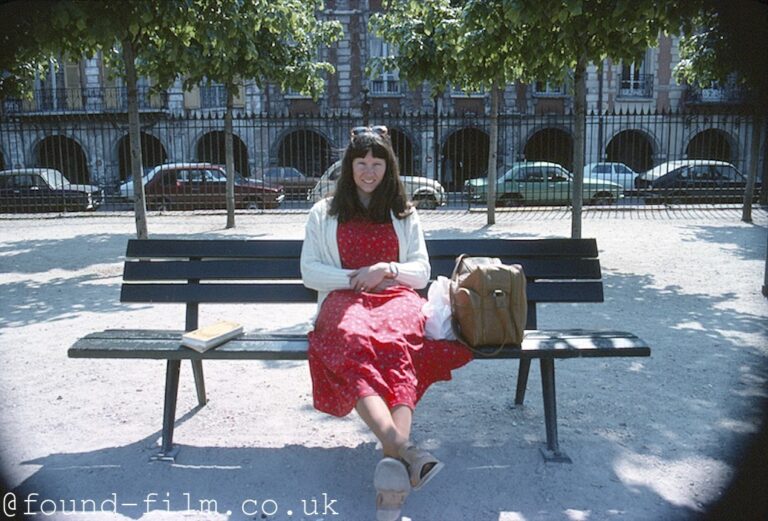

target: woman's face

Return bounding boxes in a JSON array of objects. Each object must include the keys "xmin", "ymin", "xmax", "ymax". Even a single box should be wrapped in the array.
[{"xmin": 352, "ymin": 150, "xmax": 386, "ymax": 202}]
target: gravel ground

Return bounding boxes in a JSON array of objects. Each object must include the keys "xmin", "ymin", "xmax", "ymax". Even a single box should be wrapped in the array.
[{"xmin": 0, "ymin": 206, "xmax": 766, "ymax": 521}]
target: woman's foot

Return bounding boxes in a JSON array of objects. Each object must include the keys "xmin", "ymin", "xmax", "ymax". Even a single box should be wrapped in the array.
[
  {"xmin": 374, "ymin": 457, "xmax": 411, "ymax": 521},
  {"xmin": 398, "ymin": 444, "xmax": 445, "ymax": 491}
]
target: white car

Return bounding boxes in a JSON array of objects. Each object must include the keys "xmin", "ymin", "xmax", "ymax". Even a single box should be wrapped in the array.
[
  {"xmin": 118, "ymin": 162, "xmax": 223, "ymax": 199},
  {"xmin": 308, "ymin": 160, "xmax": 446, "ymax": 209},
  {"xmin": 582, "ymin": 162, "xmax": 638, "ymax": 192}
]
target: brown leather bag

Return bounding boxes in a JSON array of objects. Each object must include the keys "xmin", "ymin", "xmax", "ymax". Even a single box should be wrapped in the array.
[{"xmin": 450, "ymin": 255, "xmax": 527, "ymax": 355}]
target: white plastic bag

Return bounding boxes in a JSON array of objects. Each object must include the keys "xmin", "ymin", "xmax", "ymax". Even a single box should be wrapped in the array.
[{"xmin": 422, "ymin": 276, "xmax": 457, "ymax": 340}]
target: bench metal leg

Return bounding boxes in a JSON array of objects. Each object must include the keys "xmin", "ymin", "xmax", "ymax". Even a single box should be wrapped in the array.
[
  {"xmin": 151, "ymin": 360, "xmax": 181, "ymax": 462},
  {"xmin": 539, "ymin": 358, "xmax": 571, "ymax": 463},
  {"xmin": 190, "ymin": 360, "xmax": 207, "ymax": 406},
  {"xmin": 515, "ymin": 359, "xmax": 531, "ymax": 406}
]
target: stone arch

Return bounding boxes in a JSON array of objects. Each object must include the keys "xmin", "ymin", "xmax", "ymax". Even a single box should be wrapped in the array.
[
  {"xmin": 117, "ymin": 132, "xmax": 168, "ymax": 182},
  {"xmin": 686, "ymin": 128, "xmax": 734, "ymax": 163},
  {"xmin": 196, "ymin": 130, "xmax": 249, "ymax": 176},
  {"xmin": 276, "ymin": 129, "xmax": 333, "ymax": 178},
  {"xmin": 34, "ymin": 135, "xmax": 90, "ymax": 184},
  {"xmin": 605, "ymin": 129, "xmax": 655, "ymax": 173},
  {"xmin": 523, "ymin": 127, "xmax": 574, "ymax": 171},
  {"xmin": 388, "ymin": 127, "xmax": 417, "ymax": 176},
  {"xmin": 441, "ymin": 127, "xmax": 490, "ymax": 190}
]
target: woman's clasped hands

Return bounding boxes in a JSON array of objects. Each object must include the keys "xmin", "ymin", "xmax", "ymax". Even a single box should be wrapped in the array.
[{"xmin": 348, "ymin": 262, "xmax": 397, "ymax": 293}]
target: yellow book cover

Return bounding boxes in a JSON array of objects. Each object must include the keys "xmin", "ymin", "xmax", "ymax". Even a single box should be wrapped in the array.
[{"xmin": 181, "ymin": 320, "xmax": 243, "ymax": 352}]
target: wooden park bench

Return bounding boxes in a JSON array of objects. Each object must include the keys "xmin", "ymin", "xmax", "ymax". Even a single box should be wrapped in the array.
[{"xmin": 68, "ymin": 237, "xmax": 650, "ymax": 463}]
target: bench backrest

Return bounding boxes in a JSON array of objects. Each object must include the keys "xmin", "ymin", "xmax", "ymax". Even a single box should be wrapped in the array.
[{"xmin": 122, "ymin": 238, "xmax": 603, "ymax": 331}]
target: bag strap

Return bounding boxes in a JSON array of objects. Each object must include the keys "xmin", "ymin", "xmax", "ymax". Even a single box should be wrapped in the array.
[{"xmin": 451, "ymin": 253, "xmax": 470, "ymax": 279}]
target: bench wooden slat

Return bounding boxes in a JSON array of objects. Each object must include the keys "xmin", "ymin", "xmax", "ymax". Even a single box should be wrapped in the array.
[
  {"xmin": 121, "ymin": 283, "xmax": 318, "ymax": 303},
  {"xmin": 430, "ymin": 258, "xmax": 601, "ymax": 280},
  {"xmin": 123, "ymin": 257, "xmax": 601, "ymax": 281},
  {"xmin": 125, "ymin": 238, "xmax": 598, "ymax": 260},
  {"xmin": 126, "ymin": 239, "xmax": 304, "ymax": 259},
  {"xmin": 120, "ymin": 280, "xmax": 603, "ymax": 304},
  {"xmin": 426, "ymin": 238, "xmax": 599, "ymax": 258},
  {"xmin": 123, "ymin": 259, "xmax": 303, "ymax": 280},
  {"xmin": 68, "ymin": 329, "xmax": 649, "ymax": 361}
]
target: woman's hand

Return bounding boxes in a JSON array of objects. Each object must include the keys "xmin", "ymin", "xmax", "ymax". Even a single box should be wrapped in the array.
[{"xmin": 348, "ymin": 262, "xmax": 392, "ymax": 293}]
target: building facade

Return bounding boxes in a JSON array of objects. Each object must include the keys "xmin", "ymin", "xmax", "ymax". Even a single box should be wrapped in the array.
[{"xmin": 0, "ymin": 0, "xmax": 760, "ymax": 195}]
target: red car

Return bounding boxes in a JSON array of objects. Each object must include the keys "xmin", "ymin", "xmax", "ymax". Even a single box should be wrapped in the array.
[{"xmin": 144, "ymin": 164, "xmax": 284, "ymax": 210}]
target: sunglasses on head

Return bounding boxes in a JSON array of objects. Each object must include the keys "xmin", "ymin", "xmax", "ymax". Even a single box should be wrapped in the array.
[{"xmin": 350, "ymin": 125, "xmax": 389, "ymax": 140}]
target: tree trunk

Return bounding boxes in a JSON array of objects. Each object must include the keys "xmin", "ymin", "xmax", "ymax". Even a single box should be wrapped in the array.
[
  {"xmin": 742, "ymin": 113, "xmax": 766, "ymax": 223},
  {"xmin": 486, "ymin": 81, "xmax": 499, "ymax": 226},
  {"xmin": 225, "ymin": 87, "xmax": 235, "ymax": 229},
  {"xmin": 571, "ymin": 56, "xmax": 587, "ymax": 239},
  {"xmin": 433, "ymin": 93, "xmax": 440, "ymax": 182},
  {"xmin": 123, "ymin": 38, "xmax": 148, "ymax": 239},
  {"xmin": 763, "ymin": 230, "xmax": 768, "ymax": 298}
]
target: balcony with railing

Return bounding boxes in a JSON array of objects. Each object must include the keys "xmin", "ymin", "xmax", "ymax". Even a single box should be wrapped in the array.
[
  {"xmin": 618, "ymin": 74, "xmax": 654, "ymax": 99},
  {"xmin": 2, "ymin": 87, "xmax": 168, "ymax": 114},
  {"xmin": 685, "ymin": 84, "xmax": 748, "ymax": 105},
  {"xmin": 369, "ymin": 78, "xmax": 402, "ymax": 96}
]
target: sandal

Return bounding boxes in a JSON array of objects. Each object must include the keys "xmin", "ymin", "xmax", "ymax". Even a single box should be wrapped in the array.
[
  {"xmin": 374, "ymin": 457, "xmax": 411, "ymax": 521},
  {"xmin": 398, "ymin": 444, "xmax": 445, "ymax": 491}
]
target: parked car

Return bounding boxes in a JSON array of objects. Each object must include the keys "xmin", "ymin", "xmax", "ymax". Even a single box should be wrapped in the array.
[
  {"xmin": 582, "ymin": 162, "xmax": 638, "ymax": 193},
  {"xmin": 119, "ymin": 162, "xmax": 214, "ymax": 199},
  {"xmin": 308, "ymin": 160, "xmax": 447, "ymax": 209},
  {"xmin": 641, "ymin": 160, "xmax": 756, "ymax": 204},
  {"xmin": 635, "ymin": 159, "xmax": 737, "ymax": 189},
  {"xmin": 0, "ymin": 168, "xmax": 102, "ymax": 212},
  {"xmin": 255, "ymin": 166, "xmax": 319, "ymax": 200},
  {"xmin": 464, "ymin": 161, "xmax": 624, "ymax": 206},
  {"xmin": 140, "ymin": 163, "xmax": 284, "ymax": 210}
]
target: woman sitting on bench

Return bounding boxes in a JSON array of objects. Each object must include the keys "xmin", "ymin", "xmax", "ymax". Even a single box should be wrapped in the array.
[{"xmin": 300, "ymin": 125, "xmax": 472, "ymax": 521}]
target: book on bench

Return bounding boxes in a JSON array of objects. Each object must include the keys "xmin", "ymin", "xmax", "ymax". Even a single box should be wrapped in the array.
[{"xmin": 181, "ymin": 320, "xmax": 244, "ymax": 352}]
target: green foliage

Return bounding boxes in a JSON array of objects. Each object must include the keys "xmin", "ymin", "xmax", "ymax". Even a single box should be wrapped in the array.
[
  {"xmin": 674, "ymin": 1, "xmax": 768, "ymax": 109},
  {"xmin": 164, "ymin": 0, "xmax": 343, "ymax": 100},
  {"xmin": 0, "ymin": 0, "xmax": 60, "ymax": 98},
  {"xmin": 373, "ymin": 0, "xmax": 701, "ymax": 94},
  {"xmin": 370, "ymin": 0, "xmax": 462, "ymax": 97}
]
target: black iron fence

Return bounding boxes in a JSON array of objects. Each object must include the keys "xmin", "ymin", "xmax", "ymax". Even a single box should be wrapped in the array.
[{"xmin": 0, "ymin": 109, "xmax": 765, "ymax": 214}]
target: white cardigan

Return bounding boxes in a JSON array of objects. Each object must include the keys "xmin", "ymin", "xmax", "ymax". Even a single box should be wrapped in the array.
[{"xmin": 300, "ymin": 198, "xmax": 431, "ymax": 313}]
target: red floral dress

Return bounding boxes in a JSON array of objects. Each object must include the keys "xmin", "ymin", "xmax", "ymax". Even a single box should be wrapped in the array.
[{"xmin": 307, "ymin": 218, "xmax": 473, "ymax": 417}]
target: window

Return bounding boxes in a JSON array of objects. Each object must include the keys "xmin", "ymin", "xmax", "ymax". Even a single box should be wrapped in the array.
[
  {"xmin": 8, "ymin": 175, "xmax": 38, "ymax": 188},
  {"xmin": 715, "ymin": 165, "xmax": 742, "ymax": 181},
  {"xmin": 521, "ymin": 168, "xmax": 545, "ymax": 182},
  {"xmin": 450, "ymin": 85, "xmax": 486, "ymax": 98},
  {"xmin": 369, "ymin": 36, "xmax": 400, "ymax": 95},
  {"xmin": 284, "ymin": 87, "xmax": 311, "ymax": 99},
  {"xmin": 534, "ymin": 81, "xmax": 566, "ymax": 97},
  {"xmin": 546, "ymin": 167, "xmax": 568, "ymax": 182},
  {"xmin": 200, "ymin": 82, "xmax": 228, "ymax": 109},
  {"xmin": 161, "ymin": 170, "xmax": 178, "ymax": 186},
  {"xmin": 620, "ymin": 51, "xmax": 653, "ymax": 98}
]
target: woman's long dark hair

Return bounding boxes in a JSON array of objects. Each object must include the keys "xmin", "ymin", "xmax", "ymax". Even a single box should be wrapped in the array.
[{"xmin": 328, "ymin": 131, "xmax": 411, "ymax": 223}]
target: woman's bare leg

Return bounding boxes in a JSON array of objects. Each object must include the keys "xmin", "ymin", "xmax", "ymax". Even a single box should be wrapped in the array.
[{"xmin": 355, "ymin": 396, "xmax": 412, "ymax": 458}]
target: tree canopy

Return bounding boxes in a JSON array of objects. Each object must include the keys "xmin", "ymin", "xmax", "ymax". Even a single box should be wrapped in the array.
[
  {"xmin": 372, "ymin": 0, "xmax": 702, "ymax": 231},
  {"xmin": 153, "ymin": 0, "xmax": 342, "ymax": 98},
  {"xmin": 675, "ymin": 0, "xmax": 768, "ymax": 110}
]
